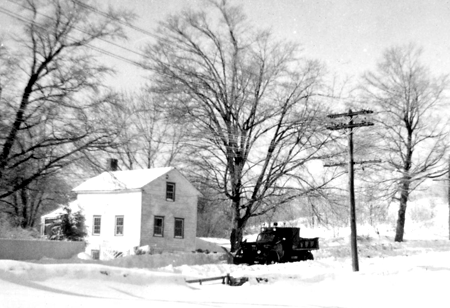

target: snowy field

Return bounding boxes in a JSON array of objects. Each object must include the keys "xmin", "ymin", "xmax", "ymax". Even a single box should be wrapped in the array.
[{"xmin": 1, "ymin": 220, "xmax": 450, "ymax": 307}]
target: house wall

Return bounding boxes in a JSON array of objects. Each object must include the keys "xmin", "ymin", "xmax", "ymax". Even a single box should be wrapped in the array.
[
  {"xmin": 140, "ymin": 169, "xmax": 198, "ymax": 252},
  {"xmin": 76, "ymin": 191, "xmax": 142, "ymax": 257}
]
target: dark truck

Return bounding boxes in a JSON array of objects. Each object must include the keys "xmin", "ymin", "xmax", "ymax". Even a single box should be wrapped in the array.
[{"xmin": 233, "ymin": 226, "xmax": 319, "ymax": 265}]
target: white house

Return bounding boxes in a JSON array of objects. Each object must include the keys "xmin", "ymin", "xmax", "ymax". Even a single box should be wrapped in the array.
[{"xmin": 72, "ymin": 166, "xmax": 201, "ymax": 260}]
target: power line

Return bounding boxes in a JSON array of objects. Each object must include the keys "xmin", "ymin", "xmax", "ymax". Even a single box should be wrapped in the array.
[
  {"xmin": 0, "ymin": 6, "xmax": 145, "ymax": 69},
  {"xmin": 71, "ymin": 0, "xmax": 154, "ymax": 37},
  {"xmin": 86, "ymin": 43, "xmax": 143, "ymax": 68},
  {"xmin": 7, "ymin": 0, "xmax": 148, "ymax": 59},
  {"xmin": 323, "ymin": 159, "xmax": 382, "ymax": 168},
  {"xmin": 327, "ymin": 109, "xmax": 373, "ymax": 119},
  {"xmin": 5, "ymin": 0, "xmax": 154, "ymax": 37}
]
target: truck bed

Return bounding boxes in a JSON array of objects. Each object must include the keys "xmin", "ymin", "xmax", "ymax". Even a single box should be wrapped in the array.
[{"xmin": 293, "ymin": 237, "xmax": 319, "ymax": 250}]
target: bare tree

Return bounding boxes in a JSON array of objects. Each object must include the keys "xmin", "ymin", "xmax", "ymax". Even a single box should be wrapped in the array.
[
  {"xmin": 361, "ymin": 44, "xmax": 449, "ymax": 241},
  {"xmin": 84, "ymin": 90, "xmax": 190, "ymax": 171},
  {"xmin": 0, "ymin": 0, "xmax": 133, "ymax": 201},
  {"xmin": 0, "ymin": 173, "xmax": 71, "ymax": 228},
  {"xmin": 196, "ymin": 182, "xmax": 232, "ymax": 238},
  {"xmin": 143, "ymin": 0, "xmax": 336, "ymax": 250}
]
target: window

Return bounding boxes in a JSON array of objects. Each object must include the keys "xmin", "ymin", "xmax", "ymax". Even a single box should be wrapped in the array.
[
  {"xmin": 154, "ymin": 216, "xmax": 164, "ymax": 237},
  {"xmin": 93, "ymin": 216, "xmax": 101, "ymax": 235},
  {"xmin": 174, "ymin": 218, "xmax": 184, "ymax": 238},
  {"xmin": 91, "ymin": 249, "xmax": 100, "ymax": 260},
  {"xmin": 166, "ymin": 182, "xmax": 176, "ymax": 201},
  {"xmin": 115, "ymin": 216, "xmax": 124, "ymax": 236}
]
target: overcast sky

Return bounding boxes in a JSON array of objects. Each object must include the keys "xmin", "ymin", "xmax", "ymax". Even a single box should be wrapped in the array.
[
  {"xmin": 2, "ymin": 0, "xmax": 450, "ymax": 91},
  {"xmin": 108, "ymin": 0, "xmax": 450, "ymax": 91}
]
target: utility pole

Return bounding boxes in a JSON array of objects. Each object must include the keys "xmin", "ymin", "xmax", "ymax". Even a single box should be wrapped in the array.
[{"xmin": 326, "ymin": 109, "xmax": 374, "ymax": 272}]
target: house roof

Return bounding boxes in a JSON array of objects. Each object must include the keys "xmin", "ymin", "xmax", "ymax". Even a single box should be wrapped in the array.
[
  {"xmin": 41, "ymin": 201, "xmax": 82, "ymax": 219},
  {"xmin": 72, "ymin": 167, "xmax": 175, "ymax": 193}
]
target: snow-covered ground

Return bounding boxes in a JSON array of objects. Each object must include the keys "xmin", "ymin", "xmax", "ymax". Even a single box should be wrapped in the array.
[{"xmin": 1, "ymin": 220, "xmax": 449, "ymax": 307}]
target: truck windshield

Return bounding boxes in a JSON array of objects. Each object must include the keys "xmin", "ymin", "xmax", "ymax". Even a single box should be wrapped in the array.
[{"xmin": 257, "ymin": 233, "xmax": 275, "ymax": 242}]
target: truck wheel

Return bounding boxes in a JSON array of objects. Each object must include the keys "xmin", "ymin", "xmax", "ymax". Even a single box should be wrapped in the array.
[
  {"xmin": 306, "ymin": 252, "xmax": 314, "ymax": 260},
  {"xmin": 233, "ymin": 249, "xmax": 245, "ymax": 265},
  {"xmin": 267, "ymin": 252, "xmax": 279, "ymax": 265}
]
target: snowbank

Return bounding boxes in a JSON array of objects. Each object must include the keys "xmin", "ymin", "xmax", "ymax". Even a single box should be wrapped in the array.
[
  {"xmin": 1, "ymin": 219, "xmax": 450, "ymax": 307},
  {"xmin": 0, "ymin": 260, "xmax": 185, "ymax": 286},
  {"xmin": 104, "ymin": 250, "xmax": 225, "ymax": 269},
  {"xmin": 196, "ymin": 237, "xmax": 227, "ymax": 251}
]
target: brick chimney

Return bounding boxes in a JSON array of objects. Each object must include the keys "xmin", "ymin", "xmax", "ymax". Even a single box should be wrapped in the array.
[{"xmin": 107, "ymin": 158, "xmax": 118, "ymax": 171}]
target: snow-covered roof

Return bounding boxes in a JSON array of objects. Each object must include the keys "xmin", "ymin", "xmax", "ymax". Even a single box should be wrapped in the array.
[
  {"xmin": 41, "ymin": 201, "xmax": 83, "ymax": 219},
  {"xmin": 72, "ymin": 167, "xmax": 175, "ymax": 193}
]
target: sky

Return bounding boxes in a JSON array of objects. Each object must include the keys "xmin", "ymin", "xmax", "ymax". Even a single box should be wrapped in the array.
[
  {"xmin": 1, "ymin": 0, "xmax": 450, "ymax": 91},
  {"xmin": 103, "ymin": 0, "xmax": 450, "ymax": 91}
]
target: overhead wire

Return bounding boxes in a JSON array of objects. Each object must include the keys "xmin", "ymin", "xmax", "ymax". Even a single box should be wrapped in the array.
[
  {"xmin": 5, "ymin": 0, "xmax": 154, "ymax": 37},
  {"xmin": 0, "ymin": 6, "xmax": 146, "ymax": 68},
  {"xmin": 71, "ymin": 0, "xmax": 154, "ymax": 37},
  {"xmin": 8, "ymin": 0, "xmax": 149, "ymax": 59}
]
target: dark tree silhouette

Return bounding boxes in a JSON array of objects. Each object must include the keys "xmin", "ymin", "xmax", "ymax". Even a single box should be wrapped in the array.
[{"xmin": 0, "ymin": 0, "xmax": 133, "ymax": 205}]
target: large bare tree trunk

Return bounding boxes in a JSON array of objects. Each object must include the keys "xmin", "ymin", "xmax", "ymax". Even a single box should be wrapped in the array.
[
  {"xmin": 230, "ymin": 222, "xmax": 248, "ymax": 252},
  {"xmin": 395, "ymin": 180, "xmax": 410, "ymax": 241},
  {"xmin": 395, "ymin": 131, "xmax": 413, "ymax": 242},
  {"xmin": 230, "ymin": 202, "xmax": 249, "ymax": 252}
]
